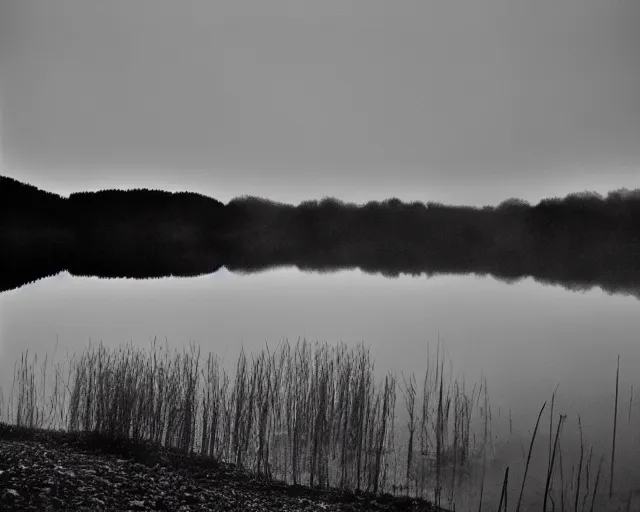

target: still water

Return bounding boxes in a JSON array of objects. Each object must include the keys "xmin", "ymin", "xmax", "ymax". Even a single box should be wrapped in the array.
[{"xmin": 1, "ymin": 269, "xmax": 639, "ymax": 509}]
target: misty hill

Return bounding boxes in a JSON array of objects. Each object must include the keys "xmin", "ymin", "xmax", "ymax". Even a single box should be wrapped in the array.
[{"xmin": 220, "ymin": 191, "xmax": 640, "ymax": 296}]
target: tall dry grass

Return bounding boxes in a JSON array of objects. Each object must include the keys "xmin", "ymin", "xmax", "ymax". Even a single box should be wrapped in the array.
[
  {"xmin": 1, "ymin": 337, "xmax": 486, "ymax": 501},
  {"xmin": 2, "ymin": 338, "xmax": 631, "ymax": 510}
]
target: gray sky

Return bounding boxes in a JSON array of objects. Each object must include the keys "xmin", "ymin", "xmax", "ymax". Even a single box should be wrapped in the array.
[{"xmin": 1, "ymin": 0, "xmax": 639, "ymax": 205}]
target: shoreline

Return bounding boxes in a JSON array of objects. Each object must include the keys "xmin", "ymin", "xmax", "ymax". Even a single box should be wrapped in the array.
[{"xmin": 0, "ymin": 422, "xmax": 450, "ymax": 512}]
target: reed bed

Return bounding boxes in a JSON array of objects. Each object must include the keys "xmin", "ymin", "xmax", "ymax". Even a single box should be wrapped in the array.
[
  {"xmin": 1, "ymin": 338, "xmax": 634, "ymax": 510},
  {"xmin": 1, "ymin": 337, "xmax": 487, "ymax": 502}
]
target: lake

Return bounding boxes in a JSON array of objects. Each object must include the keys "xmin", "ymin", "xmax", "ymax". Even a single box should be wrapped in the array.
[{"xmin": 1, "ymin": 268, "xmax": 639, "ymax": 510}]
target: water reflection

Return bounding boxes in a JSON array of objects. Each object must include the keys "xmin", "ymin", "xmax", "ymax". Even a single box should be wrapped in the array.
[{"xmin": 1, "ymin": 269, "xmax": 639, "ymax": 509}]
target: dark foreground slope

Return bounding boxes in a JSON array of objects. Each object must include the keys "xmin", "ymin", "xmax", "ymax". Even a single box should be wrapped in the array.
[{"xmin": 0, "ymin": 423, "xmax": 446, "ymax": 512}]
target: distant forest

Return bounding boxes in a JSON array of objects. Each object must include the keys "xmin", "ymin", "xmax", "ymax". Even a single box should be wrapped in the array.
[{"xmin": 2, "ymin": 175, "xmax": 640, "ymax": 297}]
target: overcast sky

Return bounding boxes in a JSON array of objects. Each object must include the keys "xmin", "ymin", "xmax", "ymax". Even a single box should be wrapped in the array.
[{"xmin": 1, "ymin": 0, "xmax": 639, "ymax": 206}]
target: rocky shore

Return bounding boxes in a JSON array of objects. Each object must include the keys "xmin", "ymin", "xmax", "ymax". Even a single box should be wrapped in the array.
[{"xmin": 0, "ymin": 423, "xmax": 448, "ymax": 512}]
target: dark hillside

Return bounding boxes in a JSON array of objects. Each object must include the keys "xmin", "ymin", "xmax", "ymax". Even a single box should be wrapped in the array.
[
  {"xmin": 65, "ymin": 188, "xmax": 228, "ymax": 278},
  {"xmin": 0, "ymin": 176, "xmax": 69, "ymax": 226}
]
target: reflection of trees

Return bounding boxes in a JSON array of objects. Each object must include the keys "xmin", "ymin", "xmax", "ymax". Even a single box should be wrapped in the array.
[
  {"xmin": 4, "ymin": 176, "xmax": 640, "ymax": 299},
  {"xmin": 221, "ymin": 194, "xmax": 640, "ymax": 299}
]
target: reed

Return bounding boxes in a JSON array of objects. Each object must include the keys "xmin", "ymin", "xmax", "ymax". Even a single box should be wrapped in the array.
[
  {"xmin": 436, "ymin": 359, "xmax": 444, "ymax": 508},
  {"xmin": 589, "ymin": 455, "xmax": 604, "ymax": 512},
  {"xmin": 574, "ymin": 415, "xmax": 584, "ymax": 512},
  {"xmin": 559, "ymin": 444, "xmax": 566, "ymax": 512},
  {"xmin": 581, "ymin": 445, "xmax": 594, "ymax": 512},
  {"xmin": 543, "ymin": 414, "xmax": 565, "ymax": 512},
  {"xmin": 549, "ymin": 383, "xmax": 560, "ymax": 475},
  {"xmin": 449, "ymin": 382, "xmax": 460, "ymax": 506},
  {"xmin": 2, "ymin": 336, "xmax": 490, "ymax": 504},
  {"xmin": 418, "ymin": 347, "xmax": 431, "ymax": 498},
  {"xmin": 497, "ymin": 466, "xmax": 509, "ymax": 512},
  {"xmin": 400, "ymin": 372, "xmax": 417, "ymax": 495},
  {"xmin": 3, "ymin": 337, "xmax": 635, "ymax": 510},
  {"xmin": 610, "ymin": 354, "xmax": 620, "ymax": 498},
  {"xmin": 515, "ymin": 401, "xmax": 546, "ymax": 512},
  {"xmin": 476, "ymin": 376, "xmax": 489, "ymax": 512}
]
